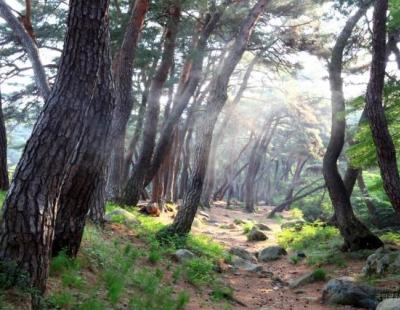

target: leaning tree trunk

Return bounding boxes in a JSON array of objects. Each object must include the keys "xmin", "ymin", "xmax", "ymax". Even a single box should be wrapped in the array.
[
  {"xmin": 0, "ymin": 89, "xmax": 9, "ymax": 191},
  {"xmin": 106, "ymin": 0, "xmax": 149, "ymax": 201},
  {"xmin": 0, "ymin": 0, "xmax": 111, "ymax": 295},
  {"xmin": 365, "ymin": 0, "xmax": 400, "ymax": 217},
  {"xmin": 323, "ymin": 4, "xmax": 382, "ymax": 251},
  {"xmin": 166, "ymin": 0, "xmax": 269, "ymax": 235},
  {"xmin": 143, "ymin": 8, "xmax": 224, "ymax": 189},
  {"xmin": 52, "ymin": 41, "xmax": 114, "ymax": 257},
  {"xmin": 123, "ymin": 2, "xmax": 181, "ymax": 206}
]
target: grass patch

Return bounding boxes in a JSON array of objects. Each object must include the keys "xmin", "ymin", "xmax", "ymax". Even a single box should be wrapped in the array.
[
  {"xmin": 183, "ymin": 258, "xmax": 214, "ymax": 286},
  {"xmin": 311, "ymin": 268, "xmax": 327, "ymax": 281},
  {"xmin": 380, "ymin": 231, "xmax": 400, "ymax": 245},
  {"xmin": 277, "ymin": 221, "xmax": 345, "ymax": 266}
]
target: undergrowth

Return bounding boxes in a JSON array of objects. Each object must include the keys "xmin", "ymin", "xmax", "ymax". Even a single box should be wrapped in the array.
[{"xmin": 277, "ymin": 221, "xmax": 346, "ymax": 266}]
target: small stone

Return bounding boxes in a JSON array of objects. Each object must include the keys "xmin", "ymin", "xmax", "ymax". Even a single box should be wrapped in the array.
[
  {"xmin": 231, "ymin": 256, "xmax": 263, "ymax": 273},
  {"xmin": 289, "ymin": 272, "xmax": 317, "ymax": 289},
  {"xmin": 247, "ymin": 227, "xmax": 268, "ymax": 241},
  {"xmin": 173, "ymin": 249, "xmax": 195, "ymax": 263},
  {"xmin": 198, "ymin": 211, "xmax": 210, "ymax": 218},
  {"xmin": 258, "ymin": 246, "xmax": 287, "ymax": 262},
  {"xmin": 229, "ymin": 246, "xmax": 257, "ymax": 263}
]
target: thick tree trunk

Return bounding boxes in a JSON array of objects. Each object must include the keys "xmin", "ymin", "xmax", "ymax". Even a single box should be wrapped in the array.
[
  {"xmin": 0, "ymin": 89, "xmax": 9, "ymax": 191},
  {"xmin": 323, "ymin": 5, "xmax": 382, "ymax": 251},
  {"xmin": 166, "ymin": 0, "xmax": 269, "ymax": 235},
  {"xmin": 0, "ymin": 0, "xmax": 111, "ymax": 295},
  {"xmin": 106, "ymin": 0, "xmax": 149, "ymax": 201},
  {"xmin": 365, "ymin": 0, "xmax": 400, "ymax": 216},
  {"xmin": 123, "ymin": 2, "xmax": 181, "ymax": 206},
  {"xmin": 52, "ymin": 43, "xmax": 114, "ymax": 257}
]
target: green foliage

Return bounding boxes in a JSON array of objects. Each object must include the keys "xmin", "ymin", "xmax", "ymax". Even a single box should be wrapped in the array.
[
  {"xmin": 211, "ymin": 283, "xmax": 234, "ymax": 302},
  {"xmin": 61, "ymin": 271, "xmax": 86, "ymax": 289},
  {"xmin": 389, "ymin": 0, "xmax": 400, "ymax": 31},
  {"xmin": 47, "ymin": 291, "xmax": 75, "ymax": 309},
  {"xmin": 130, "ymin": 268, "xmax": 189, "ymax": 310},
  {"xmin": 50, "ymin": 250, "xmax": 79, "ymax": 275},
  {"xmin": 380, "ymin": 231, "xmax": 400, "ymax": 245},
  {"xmin": 311, "ymin": 268, "xmax": 327, "ymax": 281},
  {"xmin": 0, "ymin": 261, "xmax": 30, "ymax": 291},
  {"xmin": 277, "ymin": 222, "xmax": 345, "ymax": 266},
  {"xmin": 183, "ymin": 258, "xmax": 215, "ymax": 286},
  {"xmin": 104, "ymin": 271, "xmax": 125, "ymax": 304},
  {"xmin": 76, "ymin": 298, "xmax": 106, "ymax": 310}
]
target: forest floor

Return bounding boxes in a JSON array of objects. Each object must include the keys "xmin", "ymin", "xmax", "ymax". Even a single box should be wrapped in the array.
[{"xmin": 1, "ymin": 199, "xmax": 399, "ymax": 310}]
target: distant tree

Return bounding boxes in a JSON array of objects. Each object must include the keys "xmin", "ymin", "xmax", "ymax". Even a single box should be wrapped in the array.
[{"xmin": 165, "ymin": 0, "xmax": 269, "ymax": 235}]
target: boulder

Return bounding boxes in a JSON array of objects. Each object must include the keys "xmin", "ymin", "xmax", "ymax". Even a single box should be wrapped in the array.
[
  {"xmin": 104, "ymin": 208, "xmax": 139, "ymax": 225},
  {"xmin": 363, "ymin": 247, "xmax": 400, "ymax": 276},
  {"xmin": 173, "ymin": 249, "xmax": 195, "ymax": 263},
  {"xmin": 231, "ymin": 256, "xmax": 263, "ymax": 273},
  {"xmin": 258, "ymin": 246, "xmax": 287, "ymax": 262},
  {"xmin": 247, "ymin": 227, "xmax": 268, "ymax": 241},
  {"xmin": 229, "ymin": 247, "xmax": 257, "ymax": 263},
  {"xmin": 289, "ymin": 272, "xmax": 315, "ymax": 289},
  {"xmin": 322, "ymin": 277, "xmax": 378, "ymax": 309},
  {"xmin": 255, "ymin": 223, "xmax": 271, "ymax": 231},
  {"xmin": 377, "ymin": 298, "xmax": 400, "ymax": 310}
]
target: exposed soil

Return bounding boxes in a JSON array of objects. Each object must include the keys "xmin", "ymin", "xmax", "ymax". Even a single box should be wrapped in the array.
[{"xmin": 157, "ymin": 202, "xmax": 375, "ymax": 310}]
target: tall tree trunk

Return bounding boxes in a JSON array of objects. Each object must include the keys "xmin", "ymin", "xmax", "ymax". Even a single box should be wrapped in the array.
[
  {"xmin": 323, "ymin": 5, "xmax": 382, "ymax": 251},
  {"xmin": 52, "ymin": 42, "xmax": 114, "ymax": 257},
  {"xmin": 280, "ymin": 157, "xmax": 308, "ymax": 210},
  {"xmin": 365, "ymin": 0, "xmax": 400, "ymax": 216},
  {"xmin": 202, "ymin": 55, "xmax": 258, "ymax": 207},
  {"xmin": 0, "ymin": 0, "xmax": 111, "ymax": 295},
  {"xmin": 106, "ymin": 0, "xmax": 149, "ymax": 201},
  {"xmin": 166, "ymin": 0, "xmax": 269, "ymax": 235},
  {"xmin": 245, "ymin": 116, "xmax": 278, "ymax": 212},
  {"xmin": 123, "ymin": 2, "xmax": 181, "ymax": 206},
  {"xmin": 0, "ymin": 89, "xmax": 9, "ymax": 191},
  {"xmin": 144, "ymin": 8, "xmax": 224, "ymax": 188}
]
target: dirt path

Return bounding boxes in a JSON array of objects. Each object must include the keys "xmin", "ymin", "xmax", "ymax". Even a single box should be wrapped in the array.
[{"xmin": 176, "ymin": 203, "xmax": 363, "ymax": 310}]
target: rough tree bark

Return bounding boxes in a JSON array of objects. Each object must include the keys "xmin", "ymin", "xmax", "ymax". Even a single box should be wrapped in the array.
[
  {"xmin": 322, "ymin": 4, "xmax": 382, "ymax": 250},
  {"xmin": 166, "ymin": 0, "xmax": 269, "ymax": 235},
  {"xmin": 123, "ymin": 2, "xmax": 181, "ymax": 206},
  {"xmin": 365, "ymin": 0, "xmax": 400, "ymax": 216},
  {"xmin": 106, "ymin": 0, "xmax": 150, "ymax": 201},
  {"xmin": 0, "ymin": 88, "xmax": 8, "ymax": 190},
  {"xmin": 0, "ymin": 0, "xmax": 111, "ymax": 294},
  {"xmin": 52, "ymin": 41, "xmax": 114, "ymax": 257}
]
